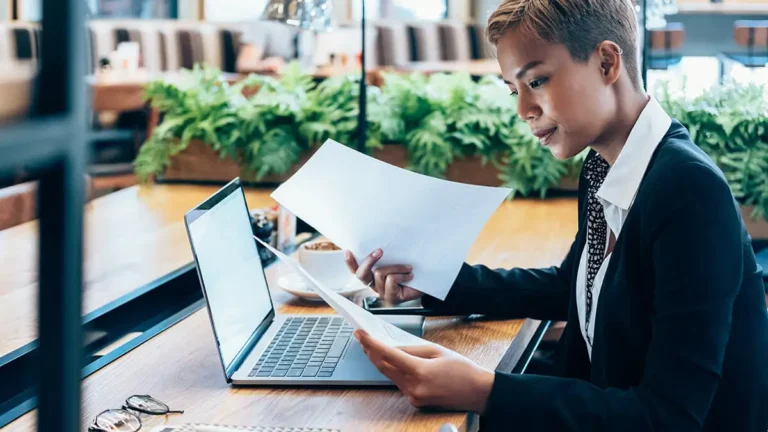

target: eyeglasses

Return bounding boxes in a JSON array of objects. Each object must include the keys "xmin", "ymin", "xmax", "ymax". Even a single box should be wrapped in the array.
[{"xmin": 88, "ymin": 395, "xmax": 184, "ymax": 432}]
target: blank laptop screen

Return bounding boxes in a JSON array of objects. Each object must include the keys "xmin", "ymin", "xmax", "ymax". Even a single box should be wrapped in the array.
[{"xmin": 186, "ymin": 186, "xmax": 274, "ymax": 370}]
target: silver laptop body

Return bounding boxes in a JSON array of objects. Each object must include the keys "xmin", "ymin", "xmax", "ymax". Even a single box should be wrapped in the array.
[{"xmin": 184, "ymin": 178, "xmax": 422, "ymax": 386}]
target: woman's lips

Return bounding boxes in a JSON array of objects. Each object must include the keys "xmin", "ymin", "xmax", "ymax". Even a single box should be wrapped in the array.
[{"xmin": 533, "ymin": 127, "xmax": 557, "ymax": 146}]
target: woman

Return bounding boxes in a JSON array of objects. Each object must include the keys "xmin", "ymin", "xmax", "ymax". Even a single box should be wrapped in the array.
[{"xmin": 345, "ymin": 0, "xmax": 768, "ymax": 430}]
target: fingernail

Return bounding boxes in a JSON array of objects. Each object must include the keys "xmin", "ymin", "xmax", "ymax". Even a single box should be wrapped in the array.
[
  {"xmin": 406, "ymin": 265, "xmax": 413, "ymax": 271},
  {"xmin": 345, "ymin": 251, "xmax": 351, "ymax": 260},
  {"xmin": 354, "ymin": 331, "xmax": 361, "ymax": 341},
  {"xmin": 373, "ymin": 249, "xmax": 382, "ymax": 258}
]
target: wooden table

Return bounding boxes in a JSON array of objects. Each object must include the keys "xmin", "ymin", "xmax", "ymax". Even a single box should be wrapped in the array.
[
  {"xmin": 88, "ymin": 71, "xmax": 244, "ymax": 112},
  {"xmin": 396, "ymin": 60, "xmax": 502, "ymax": 77},
  {"xmin": 1, "ymin": 184, "xmax": 578, "ymax": 431},
  {"xmin": 0, "ymin": 185, "xmax": 277, "ymax": 359}
]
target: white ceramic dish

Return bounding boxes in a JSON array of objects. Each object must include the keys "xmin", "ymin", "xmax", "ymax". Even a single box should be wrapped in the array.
[{"xmin": 277, "ymin": 273, "xmax": 370, "ymax": 301}]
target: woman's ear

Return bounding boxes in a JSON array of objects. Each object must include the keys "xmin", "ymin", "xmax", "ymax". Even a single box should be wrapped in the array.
[{"xmin": 597, "ymin": 41, "xmax": 622, "ymax": 85}]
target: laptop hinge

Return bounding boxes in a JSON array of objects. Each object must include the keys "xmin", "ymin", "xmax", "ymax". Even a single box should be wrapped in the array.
[{"xmin": 224, "ymin": 311, "xmax": 275, "ymax": 382}]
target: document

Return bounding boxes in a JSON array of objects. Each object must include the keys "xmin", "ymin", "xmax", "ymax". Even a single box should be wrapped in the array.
[
  {"xmin": 270, "ymin": 139, "xmax": 511, "ymax": 300},
  {"xmin": 151, "ymin": 425, "xmax": 339, "ymax": 432},
  {"xmin": 255, "ymin": 236, "xmax": 428, "ymax": 348}
]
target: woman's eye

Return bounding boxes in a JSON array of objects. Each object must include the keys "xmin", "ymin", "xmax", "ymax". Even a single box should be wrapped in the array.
[
  {"xmin": 530, "ymin": 77, "xmax": 549, "ymax": 89},
  {"xmin": 509, "ymin": 90, "xmax": 518, "ymax": 97}
]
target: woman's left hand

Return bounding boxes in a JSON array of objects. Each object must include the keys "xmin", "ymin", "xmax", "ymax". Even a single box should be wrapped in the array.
[{"xmin": 354, "ymin": 330, "xmax": 495, "ymax": 413}]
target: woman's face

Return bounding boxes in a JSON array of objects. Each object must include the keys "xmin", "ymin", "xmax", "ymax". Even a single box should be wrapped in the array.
[{"xmin": 495, "ymin": 28, "xmax": 617, "ymax": 160}]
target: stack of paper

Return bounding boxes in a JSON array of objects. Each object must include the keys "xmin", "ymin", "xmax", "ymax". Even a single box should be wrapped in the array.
[
  {"xmin": 255, "ymin": 237, "xmax": 427, "ymax": 348},
  {"xmin": 271, "ymin": 139, "xmax": 511, "ymax": 301},
  {"xmin": 256, "ymin": 140, "xmax": 511, "ymax": 347}
]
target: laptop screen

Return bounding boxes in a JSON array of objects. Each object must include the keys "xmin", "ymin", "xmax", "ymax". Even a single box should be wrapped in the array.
[{"xmin": 185, "ymin": 181, "xmax": 275, "ymax": 372}]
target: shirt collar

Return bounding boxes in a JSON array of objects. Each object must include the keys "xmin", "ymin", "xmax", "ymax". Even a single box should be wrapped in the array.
[{"xmin": 596, "ymin": 97, "xmax": 672, "ymax": 211}]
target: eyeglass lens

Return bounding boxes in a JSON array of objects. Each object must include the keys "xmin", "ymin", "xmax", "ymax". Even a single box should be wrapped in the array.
[
  {"xmin": 126, "ymin": 395, "xmax": 169, "ymax": 414},
  {"xmin": 93, "ymin": 409, "xmax": 141, "ymax": 432}
]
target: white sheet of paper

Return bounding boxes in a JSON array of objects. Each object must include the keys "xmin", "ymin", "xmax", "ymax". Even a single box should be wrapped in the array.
[
  {"xmin": 270, "ymin": 139, "xmax": 511, "ymax": 300},
  {"xmin": 254, "ymin": 236, "xmax": 427, "ymax": 347}
]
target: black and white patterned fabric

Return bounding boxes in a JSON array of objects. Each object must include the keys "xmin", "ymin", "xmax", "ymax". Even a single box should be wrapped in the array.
[{"xmin": 582, "ymin": 154, "xmax": 611, "ymax": 346}]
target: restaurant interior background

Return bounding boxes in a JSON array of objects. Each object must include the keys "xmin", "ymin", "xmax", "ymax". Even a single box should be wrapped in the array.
[
  {"xmin": 1, "ymin": 0, "xmax": 768, "ymax": 430},
  {"xmin": 3, "ymin": 0, "xmax": 768, "ymax": 198}
]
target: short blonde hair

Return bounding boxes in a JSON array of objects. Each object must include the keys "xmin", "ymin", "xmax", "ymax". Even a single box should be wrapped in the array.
[{"xmin": 486, "ymin": 0, "xmax": 642, "ymax": 90}]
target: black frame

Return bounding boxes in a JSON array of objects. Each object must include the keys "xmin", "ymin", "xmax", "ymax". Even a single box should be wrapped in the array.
[{"xmin": 0, "ymin": 0, "xmax": 86, "ymax": 431}]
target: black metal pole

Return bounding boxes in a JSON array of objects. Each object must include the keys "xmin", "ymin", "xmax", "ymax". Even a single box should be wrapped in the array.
[
  {"xmin": 36, "ymin": 0, "xmax": 86, "ymax": 429},
  {"xmin": 357, "ymin": 0, "xmax": 367, "ymax": 153}
]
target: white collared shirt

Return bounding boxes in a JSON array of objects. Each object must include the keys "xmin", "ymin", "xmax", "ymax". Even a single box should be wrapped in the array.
[{"xmin": 576, "ymin": 97, "xmax": 672, "ymax": 359}]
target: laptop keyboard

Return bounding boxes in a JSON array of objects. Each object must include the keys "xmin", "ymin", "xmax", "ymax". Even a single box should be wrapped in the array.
[{"xmin": 249, "ymin": 316, "xmax": 353, "ymax": 379}]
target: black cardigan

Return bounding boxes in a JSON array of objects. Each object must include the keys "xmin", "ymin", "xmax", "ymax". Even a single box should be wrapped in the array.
[{"xmin": 424, "ymin": 121, "xmax": 768, "ymax": 431}]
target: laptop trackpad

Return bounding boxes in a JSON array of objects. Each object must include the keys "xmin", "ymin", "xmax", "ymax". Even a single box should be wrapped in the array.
[
  {"xmin": 380, "ymin": 315, "xmax": 425, "ymax": 337},
  {"xmin": 343, "ymin": 315, "xmax": 425, "ymax": 361}
]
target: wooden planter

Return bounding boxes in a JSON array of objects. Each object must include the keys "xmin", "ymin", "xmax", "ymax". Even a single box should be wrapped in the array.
[
  {"xmin": 161, "ymin": 140, "xmax": 580, "ymax": 191},
  {"xmin": 161, "ymin": 140, "xmax": 318, "ymax": 184},
  {"xmin": 742, "ymin": 206, "xmax": 768, "ymax": 241},
  {"xmin": 157, "ymin": 140, "xmax": 768, "ymax": 239}
]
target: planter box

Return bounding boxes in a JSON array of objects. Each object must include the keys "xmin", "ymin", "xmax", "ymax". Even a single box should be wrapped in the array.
[
  {"xmin": 156, "ymin": 140, "xmax": 768, "ymax": 238},
  {"xmin": 162, "ymin": 140, "xmax": 318, "ymax": 184},
  {"xmin": 742, "ymin": 206, "xmax": 768, "ymax": 240},
  {"xmin": 373, "ymin": 145, "xmax": 502, "ymax": 186},
  {"xmin": 161, "ymin": 140, "xmax": 583, "ymax": 192}
]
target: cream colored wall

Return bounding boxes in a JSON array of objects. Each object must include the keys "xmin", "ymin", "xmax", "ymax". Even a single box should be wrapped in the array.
[
  {"xmin": 448, "ymin": 0, "xmax": 472, "ymax": 21},
  {"xmin": 178, "ymin": 0, "xmax": 202, "ymax": 20}
]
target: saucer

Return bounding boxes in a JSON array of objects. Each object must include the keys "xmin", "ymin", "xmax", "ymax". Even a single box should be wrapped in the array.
[{"xmin": 277, "ymin": 273, "xmax": 370, "ymax": 301}]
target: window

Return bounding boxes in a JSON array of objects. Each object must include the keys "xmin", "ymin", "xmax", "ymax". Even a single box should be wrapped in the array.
[
  {"xmin": 18, "ymin": 0, "xmax": 41, "ymax": 21},
  {"xmin": 204, "ymin": 0, "xmax": 267, "ymax": 22},
  {"xmin": 391, "ymin": 0, "xmax": 446, "ymax": 21},
  {"xmin": 85, "ymin": 0, "xmax": 176, "ymax": 18},
  {"xmin": 350, "ymin": 0, "xmax": 447, "ymax": 21}
]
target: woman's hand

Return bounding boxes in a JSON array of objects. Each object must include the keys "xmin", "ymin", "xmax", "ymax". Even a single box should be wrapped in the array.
[
  {"xmin": 355, "ymin": 330, "xmax": 495, "ymax": 413},
  {"xmin": 344, "ymin": 249, "xmax": 423, "ymax": 304}
]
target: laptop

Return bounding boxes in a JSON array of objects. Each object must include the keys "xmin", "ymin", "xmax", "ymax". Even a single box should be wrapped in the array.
[{"xmin": 184, "ymin": 178, "xmax": 423, "ymax": 385}]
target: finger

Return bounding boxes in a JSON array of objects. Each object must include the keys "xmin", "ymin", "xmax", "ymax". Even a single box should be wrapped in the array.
[
  {"xmin": 400, "ymin": 344, "xmax": 442, "ymax": 359},
  {"xmin": 383, "ymin": 273, "xmax": 414, "ymax": 304},
  {"xmin": 344, "ymin": 250, "xmax": 359, "ymax": 273},
  {"xmin": 374, "ymin": 359, "xmax": 411, "ymax": 388},
  {"xmin": 358, "ymin": 337, "xmax": 412, "ymax": 388},
  {"xmin": 355, "ymin": 330, "xmax": 421, "ymax": 374},
  {"xmin": 373, "ymin": 268, "xmax": 386, "ymax": 297},
  {"xmin": 376, "ymin": 264, "xmax": 413, "ymax": 275},
  {"xmin": 399, "ymin": 286, "xmax": 423, "ymax": 302},
  {"xmin": 356, "ymin": 249, "xmax": 383, "ymax": 285}
]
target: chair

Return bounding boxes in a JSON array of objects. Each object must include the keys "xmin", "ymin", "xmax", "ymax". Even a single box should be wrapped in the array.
[
  {"xmin": 12, "ymin": 26, "xmax": 38, "ymax": 60},
  {"xmin": 647, "ymin": 23, "xmax": 685, "ymax": 70},
  {"xmin": 468, "ymin": 23, "xmax": 494, "ymax": 60},
  {"xmin": 220, "ymin": 28, "xmax": 243, "ymax": 73},
  {"xmin": 0, "ymin": 176, "xmax": 94, "ymax": 231},
  {"xmin": 438, "ymin": 21, "xmax": 472, "ymax": 61},
  {"xmin": 176, "ymin": 28, "xmax": 206, "ymax": 70},
  {"xmin": 724, "ymin": 20, "xmax": 768, "ymax": 68},
  {"xmin": 0, "ymin": 182, "xmax": 36, "ymax": 231},
  {"xmin": 406, "ymin": 22, "xmax": 443, "ymax": 62},
  {"xmin": 374, "ymin": 21, "xmax": 412, "ymax": 67}
]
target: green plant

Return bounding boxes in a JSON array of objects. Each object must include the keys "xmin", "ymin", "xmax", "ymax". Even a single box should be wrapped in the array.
[
  {"xmin": 134, "ymin": 65, "xmax": 251, "ymax": 182},
  {"xmin": 135, "ymin": 63, "xmax": 399, "ymax": 182},
  {"xmin": 656, "ymin": 80, "xmax": 768, "ymax": 220},
  {"xmin": 379, "ymin": 72, "xmax": 579, "ymax": 196}
]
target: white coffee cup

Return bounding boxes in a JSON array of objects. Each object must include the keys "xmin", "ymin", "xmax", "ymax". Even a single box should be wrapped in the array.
[{"xmin": 298, "ymin": 240, "xmax": 349, "ymax": 290}]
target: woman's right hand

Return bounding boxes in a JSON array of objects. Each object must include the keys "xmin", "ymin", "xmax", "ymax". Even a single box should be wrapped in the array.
[{"xmin": 344, "ymin": 249, "xmax": 423, "ymax": 304}]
